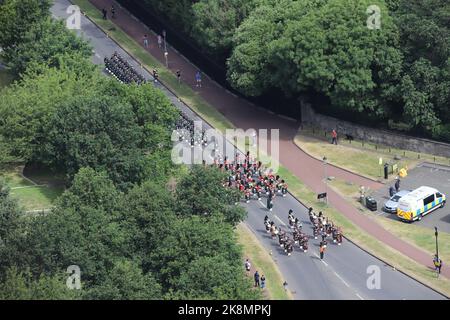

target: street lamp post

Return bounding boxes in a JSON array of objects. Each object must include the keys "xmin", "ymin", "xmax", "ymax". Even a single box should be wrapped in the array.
[
  {"xmin": 162, "ymin": 29, "xmax": 167, "ymax": 52},
  {"xmin": 435, "ymin": 227, "xmax": 439, "ymax": 259},
  {"xmin": 164, "ymin": 51, "xmax": 168, "ymax": 68},
  {"xmin": 323, "ymin": 156, "xmax": 328, "ymax": 204}
]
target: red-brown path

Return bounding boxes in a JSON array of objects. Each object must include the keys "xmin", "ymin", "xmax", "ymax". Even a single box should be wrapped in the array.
[{"xmin": 88, "ymin": 0, "xmax": 449, "ymax": 278}]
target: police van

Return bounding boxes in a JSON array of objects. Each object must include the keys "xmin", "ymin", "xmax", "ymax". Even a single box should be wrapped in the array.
[{"xmin": 397, "ymin": 186, "xmax": 446, "ymax": 222}]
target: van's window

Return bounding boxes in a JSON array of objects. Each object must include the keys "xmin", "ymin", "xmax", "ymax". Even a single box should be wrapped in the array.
[
  {"xmin": 436, "ymin": 192, "xmax": 442, "ymax": 198},
  {"xmin": 424, "ymin": 194, "xmax": 435, "ymax": 206}
]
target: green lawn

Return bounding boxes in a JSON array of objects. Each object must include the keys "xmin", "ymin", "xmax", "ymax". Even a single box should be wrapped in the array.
[
  {"xmin": 1, "ymin": 164, "xmax": 65, "ymax": 211},
  {"xmin": 294, "ymin": 132, "xmax": 419, "ymax": 180},
  {"xmin": 9, "ymin": 185, "xmax": 63, "ymax": 211}
]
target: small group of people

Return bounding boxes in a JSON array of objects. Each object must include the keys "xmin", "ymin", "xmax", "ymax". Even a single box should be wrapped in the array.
[
  {"xmin": 104, "ymin": 52, "xmax": 146, "ymax": 85},
  {"xmin": 101, "ymin": 5, "xmax": 116, "ymax": 20},
  {"xmin": 245, "ymin": 260, "xmax": 266, "ymax": 289},
  {"xmin": 264, "ymin": 210, "xmax": 309, "ymax": 256},
  {"xmin": 213, "ymin": 151, "xmax": 288, "ymax": 209},
  {"xmin": 309, "ymin": 207, "xmax": 343, "ymax": 250}
]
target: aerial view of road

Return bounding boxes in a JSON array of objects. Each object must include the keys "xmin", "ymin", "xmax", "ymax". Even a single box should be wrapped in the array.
[
  {"xmin": 1, "ymin": 0, "xmax": 449, "ymax": 307},
  {"xmin": 50, "ymin": 0, "xmax": 446, "ymax": 300}
]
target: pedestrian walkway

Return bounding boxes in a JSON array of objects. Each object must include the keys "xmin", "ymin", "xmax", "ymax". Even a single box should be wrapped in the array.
[{"xmin": 87, "ymin": 0, "xmax": 449, "ymax": 278}]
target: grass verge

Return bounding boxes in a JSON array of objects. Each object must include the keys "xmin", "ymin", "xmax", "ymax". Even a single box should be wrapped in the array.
[
  {"xmin": 0, "ymin": 67, "xmax": 15, "ymax": 89},
  {"xmin": 0, "ymin": 164, "xmax": 64, "ymax": 211},
  {"xmin": 73, "ymin": 0, "xmax": 450, "ymax": 297},
  {"xmin": 294, "ymin": 132, "xmax": 418, "ymax": 180},
  {"xmin": 236, "ymin": 223, "xmax": 292, "ymax": 300}
]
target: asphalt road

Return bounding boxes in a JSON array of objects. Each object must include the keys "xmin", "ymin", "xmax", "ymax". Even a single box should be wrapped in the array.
[{"xmin": 52, "ymin": 0, "xmax": 446, "ymax": 300}]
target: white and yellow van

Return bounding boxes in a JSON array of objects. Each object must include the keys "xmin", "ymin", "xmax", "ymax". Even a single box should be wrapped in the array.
[{"xmin": 397, "ymin": 186, "xmax": 446, "ymax": 222}]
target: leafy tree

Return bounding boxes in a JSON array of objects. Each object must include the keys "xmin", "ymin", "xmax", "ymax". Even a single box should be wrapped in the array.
[
  {"xmin": 0, "ymin": 0, "xmax": 51, "ymax": 49},
  {"xmin": 175, "ymin": 165, "xmax": 246, "ymax": 225},
  {"xmin": 0, "ymin": 267, "xmax": 80, "ymax": 300},
  {"xmin": 2, "ymin": 18, "xmax": 92, "ymax": 75},
  {"xmin": 190, "ymin": 0, "xmax": 260, "ymax": 59},
  {"xmin": 173, "ymin": 255, "xmax": 260, "ymax": 299},
  {"xmin": 228, "ymin": 0, "xmax": 403, "ymax": 117},
  {"xmin": 83, "ymin": 260, "xmax": 161, "ymax": 300}
]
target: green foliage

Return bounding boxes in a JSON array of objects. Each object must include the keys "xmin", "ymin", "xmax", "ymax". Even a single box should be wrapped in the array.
[
  {"xmin": 228, "ymin": 0, "xmax": 403, "ymax": 117},
  {"xmin": 0, "ymin": 0, "xmax": 52, "ymax": 49},
  {"xmin": 0, "ymin": 268, "xmax": 80, "ymax": 300},
  {"xmin": 2, "ymin": 18, "xmax": 92, "ymax": 75},
  {"xmin": 176, "ymin": 165, "xmax": 246, "ymax": 225}
]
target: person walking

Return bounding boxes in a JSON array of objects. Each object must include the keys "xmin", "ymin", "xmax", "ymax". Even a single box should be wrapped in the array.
[
  {"xmin": 254, "ymin": 271, "xmax": 260, "ymax": 287},
  {"xmin": 157, "ymin": 34, "xmax": 163, "ymax": 49},
  {"xmin": 433, "ymin": 255, "xmax": 442, "ymax": 276},
  {"xmin": 143, "ymin": 34, "xmax": 149, "ymax": 48},
  {"xmin": 260, "ymin": 275, "xmax": 266, "ymax": 289},
  {"xmin": 319, "ymin": 242, "xmax": 326, "ymax": 259},
  {"xmin": 153, "ymin": 68, "xmax": 159, "ymax": 83},
  {"xmin": 102, "ymin": 8, "xmax": 107, "ymax": 20},
  {"xmin": 394, "ymin": 177, "xmax": 400, "ymax": 193},
  {"xmin": 331, "ymin": 129, "xmax": 338, "ymax": 145},
  {"xmin": 176, "ymin": 69, "xmax": 181, "ymax": 84},
  {"xmin": 111, "ymin": 5, "xmax": 116, "ymax": 19},
  {"xmin": 245, "ymin": 259, "xmax": 251, "ymax": 272},
  {"xmin": 195, "ymin": 70, "xmax": 202, "ymax": 87}
]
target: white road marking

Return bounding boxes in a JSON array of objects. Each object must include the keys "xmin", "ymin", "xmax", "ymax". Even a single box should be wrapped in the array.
[
  {"xmin": 313, "ymin": 253, "xmax": 328, "ymax": 266},
  {"xmin": 333, "ymin": 272, "xmax": 350, "ymax": 287},
  {"xmin": 95, "ymin": 53, "xmax": 101, "ymax": 58},
  {"xmin": 356, "ymin": 293, "xmax": 364, "ymax": 300}
]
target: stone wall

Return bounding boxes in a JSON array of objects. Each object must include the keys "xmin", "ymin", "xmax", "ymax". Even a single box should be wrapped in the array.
[{"xmin": 300, "ymin": 103, "xmax": 450, "ymax": 158}]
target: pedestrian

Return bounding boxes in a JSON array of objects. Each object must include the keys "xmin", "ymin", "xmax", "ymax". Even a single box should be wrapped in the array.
[
  {"xmin": 331, "ymin": 129, "xmax": 338, "ymax": 145},
  {"xmin": 245, "ymin": 259, "xmax": 251, "ymax": 272},
  {"xmin": 102, "ymin": 8, "xmax": 107, "ymax": 20},
  {"xmin": 319, "ymin": 243, "xmax": 326, "ymax": 259},
  {"xmin": 195, "ymin": 70, "xmax": 202, "ymax": 87},
  {"xmin": 153, "ymin": 68, "xmax": 159, "ymax": 83},
  {"xmin": 394, "ymin": 177, "xmax": 400, "ymax": 193},
  {"xmin": 111, "ymin": 5, "xmax": 116, "ymax": 19},
  {"xmin": 157, "ymin": 34, "xmax": 163, "ymax": 49},
  {"xmin": 254, "ymin": 271, "xmax": 260, "ymax": 287},
  {"xmin": 143, "ymin": 34, "xmax": 149, "ymax": 48},
  {"xmin": 389, "ymin": 186, "xmax": 395, "ymax": 197},
  {"xmin": 433, "ymin": 255, "xmax": 442, "ymax": 276},
  {"xmin": 283, "ymin": 281, "xmax": 288, "ymax": 291},
  {"xmin": 260, "ymin": 275, "xmax": 266, "ymax": 289},
  {"xmin": 176, "ymin": 69, "xmax": 181, "ymax": 83}
]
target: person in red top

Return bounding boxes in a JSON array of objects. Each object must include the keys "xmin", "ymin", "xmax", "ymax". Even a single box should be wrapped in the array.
[{"xmin": 331, "ymin": 129, "xmax": 338, "ymax": 145}]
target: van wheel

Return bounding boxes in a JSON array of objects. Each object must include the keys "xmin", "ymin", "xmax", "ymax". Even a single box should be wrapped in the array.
[
  {"xmin": 418, "ymin": 216, "xmax": 422, "ymax": 221},
  {"xmin": 441, "ymin": 201, "xmax": 445, "ymax": 208}
]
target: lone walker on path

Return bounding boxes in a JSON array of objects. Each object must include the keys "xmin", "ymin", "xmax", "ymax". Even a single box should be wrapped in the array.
[
  {"xmin": 176, "ymin": 69, "xmax": 181, "ymax": 84},
  {"xmin": 143, "ymin": 34, "xmax": 149, "ymax": 48},
  {"xmin": 102, "ymin": 8, "xmax": 107, "ymax": 20},
  {"xmin": 245, "ymin": 259, "xmax": 251, "ymax": 272},
  {"xmin": 331, "ymin": 129, "xmax": 338, "ymax": 145},
  {"xmin": 433, "ymin": 254, "xmax": 442, "ymax": 277},
  {"xmin": 195, "ymin": 70, "xmax": 202, "ymax": 87},
  {"xmin": 111, "ymin": 5, "xmax": 116, "ymax": 19},
  {"xmin": 157, "ymin": 34, "xmax": 163, "ymax": 49}
]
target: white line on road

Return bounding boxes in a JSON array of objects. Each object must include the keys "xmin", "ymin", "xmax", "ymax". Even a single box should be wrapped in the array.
[
  {"xmin": 356, "ymin": 293, "xmax": 364, "ymax": 300},
  {"xmin": 333, "ymin": 272, "xmax": 350, "ymax": 287},
  {"xmin": 313, "ymin": 253, "xmax": 328, "ymax": 266}
]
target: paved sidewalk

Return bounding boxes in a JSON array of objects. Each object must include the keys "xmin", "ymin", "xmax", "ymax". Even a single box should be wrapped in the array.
[{"xmin": 87, "ymin": 0, "xmax": 449, "ymax": 278}]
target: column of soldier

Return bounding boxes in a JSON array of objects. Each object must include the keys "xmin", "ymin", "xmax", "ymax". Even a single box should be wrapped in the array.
[
  {"xmin": 308, "ymin": 207, "xmax": 343, "ymax": 246},
  {"xmin": 104, "ymin": 51, "xmax": 146, "ymax": 85},
  {"xmin": 264, "ymin": 210, "xmax": 308, "ymax": 257},
  {"xmin": 174, "ymin": 111, "xmax": 208, "ymax": 147}
]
